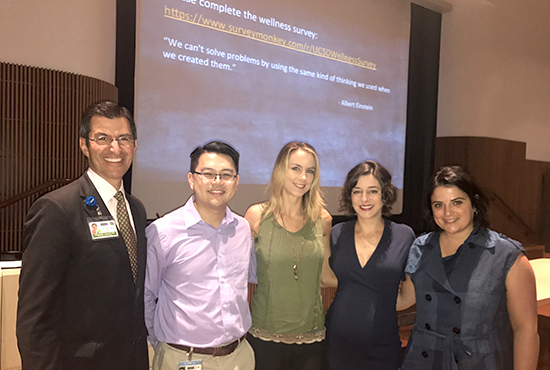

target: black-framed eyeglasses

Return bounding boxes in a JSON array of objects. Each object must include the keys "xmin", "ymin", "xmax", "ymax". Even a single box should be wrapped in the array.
[
  {"xmin": 193, "ymin": 171, "xmax": 237, "ymax": 182},
  {"xmin": 89, "ymin": 135, "xmax": 135, "ymax": 147}
]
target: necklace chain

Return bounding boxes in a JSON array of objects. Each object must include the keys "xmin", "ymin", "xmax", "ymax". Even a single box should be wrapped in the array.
[{"xmin": 280, "ymin": 214, "xmax": 305, "ymax": 281}]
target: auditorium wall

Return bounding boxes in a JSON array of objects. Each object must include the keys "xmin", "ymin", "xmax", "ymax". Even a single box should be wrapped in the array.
[
  {"xmin": 0, "ymin": 0, "xmax": 116, "ymax": 84},
  {"xmin": 437, "ymin": 0, "xmax": 550, "ymax": 162}
]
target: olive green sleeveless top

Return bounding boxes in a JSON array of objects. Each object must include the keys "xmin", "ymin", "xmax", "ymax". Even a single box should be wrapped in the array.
[{"xmin": 249, "ymin": 212, "xmax": 325, "ymax": 344}]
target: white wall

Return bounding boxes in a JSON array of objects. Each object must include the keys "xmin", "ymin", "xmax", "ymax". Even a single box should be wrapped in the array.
[
  {"xmin": 0, "ymin": 0, "xmax": 116, "ymax": 84},
  {"xmin": 437, "ymin": 0, "xmax": 550, "ymax": 161}
]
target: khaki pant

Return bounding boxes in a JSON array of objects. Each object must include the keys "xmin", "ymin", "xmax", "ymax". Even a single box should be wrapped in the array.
[{"xmin": 153, "ymin": 340, "xmax": 255, "ymax": 370}]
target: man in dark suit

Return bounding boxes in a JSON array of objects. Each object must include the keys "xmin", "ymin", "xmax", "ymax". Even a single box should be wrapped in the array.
[{"xmin": 16, "ymin": 101, "xmax": 149, "ymax": 370}]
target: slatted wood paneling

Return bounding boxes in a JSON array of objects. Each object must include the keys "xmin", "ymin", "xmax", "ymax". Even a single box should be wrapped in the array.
[
  {"xmin": 0, "ymin": 62, "xmax": 117, "ymax": 254},
  {"xmin": 434, "ymin": 136, "xmax": 550, "ymax": 249}
]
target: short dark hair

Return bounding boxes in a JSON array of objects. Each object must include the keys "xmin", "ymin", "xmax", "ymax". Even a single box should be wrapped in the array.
[
  {"xmin": 189, "ymin": 141, "xmax": 240, "ymax": 174},
  {"xmin": 80, "ymin": 101, "xmax": 136, "ymax": 144},
  {"xmin": 426, "ymin": 166, "xmax": 489, "ymax": 232},
  {"xmin": 339, "ymin": 160, "xmax": 397, "ymax": 217}
]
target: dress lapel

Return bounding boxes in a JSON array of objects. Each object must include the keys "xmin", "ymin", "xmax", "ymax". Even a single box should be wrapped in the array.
[
  {"xmin": 422, "ymin": 239, "xmax": 458, "ymax": 295},
  {"xmin": 354, "ymin": 219, "xmax": 390, "ymax": 293}
]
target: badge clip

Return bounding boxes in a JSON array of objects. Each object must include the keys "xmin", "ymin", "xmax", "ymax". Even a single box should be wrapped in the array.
[{"xmin": 85, "ymin": 195, "xmax": 102, "ymax": 216}]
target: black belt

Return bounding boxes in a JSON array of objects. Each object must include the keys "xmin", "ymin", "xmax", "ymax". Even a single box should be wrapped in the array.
[{"xmin": 167, "ymin": 335, "xmax": 246, "ymax": 357}]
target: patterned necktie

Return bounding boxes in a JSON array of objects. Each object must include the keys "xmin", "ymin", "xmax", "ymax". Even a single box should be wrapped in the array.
[{"xmin": 114, "ymin": 191, "xmax": 138, "ymax": 282}]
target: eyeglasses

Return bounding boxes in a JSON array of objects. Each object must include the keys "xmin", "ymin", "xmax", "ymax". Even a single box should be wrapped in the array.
[
  {"xmin": 89, "ymin": 135, "xmax": 135, "ymax": 147},
  {"xmin": 193, "ymin": 171, "xmax": 237, "ymax": 182}
]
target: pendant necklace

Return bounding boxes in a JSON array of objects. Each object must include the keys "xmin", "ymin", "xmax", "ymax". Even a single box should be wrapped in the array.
[{"xmin": 281, "ymin": 214, "xmax": 305, "ymax": 281}]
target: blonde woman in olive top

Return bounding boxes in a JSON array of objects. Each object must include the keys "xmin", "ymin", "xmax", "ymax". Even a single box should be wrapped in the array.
[{"xmin": 245, "ymin": 142, "xmax": 334, "ymax": 370}]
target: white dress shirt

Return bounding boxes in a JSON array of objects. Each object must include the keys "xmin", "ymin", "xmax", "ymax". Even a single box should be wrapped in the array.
[{"xmin": 86, "ymin": 168, "xmax": 135, "ymax": 232}]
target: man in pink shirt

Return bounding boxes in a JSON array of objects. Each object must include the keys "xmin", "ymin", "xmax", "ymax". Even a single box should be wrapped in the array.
[{"xmin": 145, "ymin": 141, "xmax": 255, "ymax": 370}]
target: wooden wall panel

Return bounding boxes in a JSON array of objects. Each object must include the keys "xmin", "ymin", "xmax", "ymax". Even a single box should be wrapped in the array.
[
  {"xmin": 434, "ymin": 136, "xmax": 470, "ymax": 170},
  {"xmin": 435, "ymin": 136, "xmax": 550, "ymax": 247},
  {"xmin": 0, "ymin": 62, "xmax": 117, "ymax": 254},
  {"xmin": 541, "ymin": 169, "xmax": 550, "ymax": 252}
]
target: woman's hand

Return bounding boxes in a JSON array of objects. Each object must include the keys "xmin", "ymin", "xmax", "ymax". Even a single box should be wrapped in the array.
[{"xmin": 396, "ymin": 274, "xmax": 416, "ymax": 311}]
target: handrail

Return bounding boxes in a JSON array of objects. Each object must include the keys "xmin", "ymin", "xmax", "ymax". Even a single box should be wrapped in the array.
[
  {"xmin": 483, "ymin": 187, "xmax": 537, "ymax": 239},
  {"xmin": 0, "ymin": 178, "xmax": 73, "ymax": 210}
]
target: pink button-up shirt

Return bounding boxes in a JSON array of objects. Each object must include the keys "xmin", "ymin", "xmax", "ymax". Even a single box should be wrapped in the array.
[{"xmin": 144, "ymin": 197, "xmax": 254, "ymax": 348}]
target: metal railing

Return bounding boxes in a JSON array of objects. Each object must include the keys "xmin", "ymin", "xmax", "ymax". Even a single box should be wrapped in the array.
[{"xmin": 0, "ymin": 178, "xmax": 73, "ymax": 210}]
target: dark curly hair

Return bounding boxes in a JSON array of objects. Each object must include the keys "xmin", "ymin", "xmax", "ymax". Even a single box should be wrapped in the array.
[
  {"xmin": 339, "ymin": 160, "xmax": 397, "ymax": 217},
  {"xmin": 426, "ymin": 166, "xmax": 489, "ymax": 232}
]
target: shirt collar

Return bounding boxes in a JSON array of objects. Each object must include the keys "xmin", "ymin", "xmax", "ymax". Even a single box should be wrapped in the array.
[
  {"xmin": 464, "ymin": 228, "xmax": 494, "ymax": 249},
  {"xmin": 86, "ymin": 168, "xmax": 125, "ymax": 202},
  {"xmin": 182, "ymin": 196, "xmax": 237, "ymax": 231},
  {"xmin": 418, "ymin": 227, "xmax": 494, "ymax": 250}
]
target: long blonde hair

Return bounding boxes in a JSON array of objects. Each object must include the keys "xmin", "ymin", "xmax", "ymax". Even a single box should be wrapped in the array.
[{"xmin": 262, "ymin": 142, "xmax": 325, "ymax": 222}]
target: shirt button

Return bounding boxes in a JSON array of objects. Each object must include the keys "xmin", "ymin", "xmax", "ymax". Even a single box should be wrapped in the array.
[
  {"xmin": 453, "ymin": 327, "xmax": 461, "ymax": 334},
  {"xmin": 454, "ymin": 296, "xmax": 461, "ymax": 304},
  {"xmin": 468, "ymin": 242, "xmax": 475, "ymax": 249},
  {"xmin": 425, "ymin": 323, "xmax": 431, "ymax": 330},
  {"xmin": 425, "ymin": 294, "xmax": 432, "ymax": 301},
  {"xmin": 422, "ymin": 351, "xmax": 429, "ymax": 358}
]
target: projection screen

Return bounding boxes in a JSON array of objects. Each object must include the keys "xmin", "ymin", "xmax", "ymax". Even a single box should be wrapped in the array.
[{"xmin": 133, "ymin": 0, "xmax": 410, "ymax": 217}]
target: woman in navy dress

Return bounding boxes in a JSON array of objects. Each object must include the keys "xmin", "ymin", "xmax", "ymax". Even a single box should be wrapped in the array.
[{"xmin": 325, "ymin": 161, "xmax": 415, "ymax": 369}]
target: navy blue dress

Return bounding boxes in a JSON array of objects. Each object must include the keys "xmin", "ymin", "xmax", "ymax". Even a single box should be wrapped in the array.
[{"xmin": 326, "ymin": 219, "xmax": 415, "ymax": 370}]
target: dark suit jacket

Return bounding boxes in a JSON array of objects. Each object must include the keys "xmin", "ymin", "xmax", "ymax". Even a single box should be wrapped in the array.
[{"xmin": 16, "ymin": 173, "xmax": 149, "ymax": 370}]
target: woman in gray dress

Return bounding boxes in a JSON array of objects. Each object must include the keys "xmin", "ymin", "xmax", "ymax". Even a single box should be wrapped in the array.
[{"xmin": 400, "ymin": 166, "xmax": 538, "ymax": 370}]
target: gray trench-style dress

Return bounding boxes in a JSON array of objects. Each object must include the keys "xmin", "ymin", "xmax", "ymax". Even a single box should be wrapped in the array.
[{"xmin": 401, "ymin": 229, "xmax": 523, "ymax": 370}]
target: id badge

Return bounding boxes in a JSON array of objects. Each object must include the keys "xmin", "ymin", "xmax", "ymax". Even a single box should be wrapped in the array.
[
  {"xmin": 177, "ymin": 360, "xmax": 202, "ymax": 370},
  {"xmin": 87, "ymin": 216, "xmax": 119, "ymax": 240}
]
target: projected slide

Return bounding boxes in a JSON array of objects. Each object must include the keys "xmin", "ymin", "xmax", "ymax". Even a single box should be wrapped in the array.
[{"xmin": 133, "ymin": 0, "xmax": 410, "ymax": 216}]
